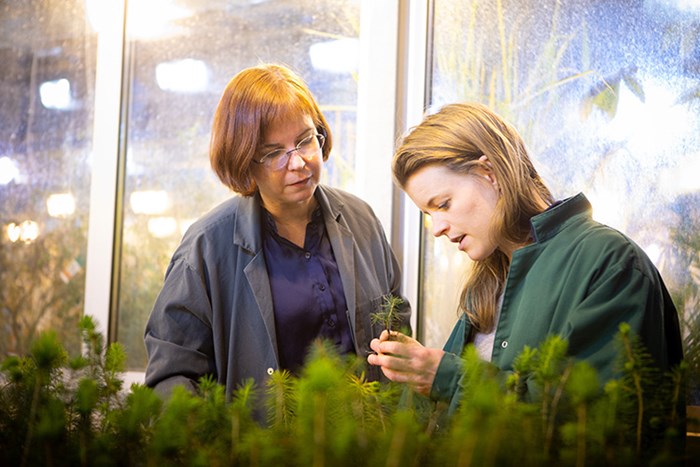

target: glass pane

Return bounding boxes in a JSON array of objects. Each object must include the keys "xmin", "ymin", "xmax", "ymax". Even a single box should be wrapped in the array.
[
  {"xmin": 0, "ymin": 1, "xmax": 96, "ymax": 356},
  {"xmin": 426, "ymin": 0, "xmax": 700, "ymax": 398},
  {"xmin": 117, "ymin": 0, "xmax": 361, "ymax": 370}
]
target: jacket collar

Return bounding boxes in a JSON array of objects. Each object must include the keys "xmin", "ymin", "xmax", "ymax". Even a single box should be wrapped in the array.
[
  {"xmin": 232, "ymin": 185, "xmax": 346, "ymax": 253},
  {"xmin": 232, "ymin": 192, "xmax": 263, "ymax": 254},
  {"xmin": 530, "ymin": 192, "xmax": 592, "ymax": 243},
  {"xmin": 314, "ymin": 185, "xmax": 346, "ymax": 223}
]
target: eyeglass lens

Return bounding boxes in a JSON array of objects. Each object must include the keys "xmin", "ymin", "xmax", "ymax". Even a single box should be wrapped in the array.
[{"xmin": 263, "ymin": 133, "xmax": 324, "ymax": 170}]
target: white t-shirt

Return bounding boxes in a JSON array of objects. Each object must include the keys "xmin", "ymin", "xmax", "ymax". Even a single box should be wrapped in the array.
[{"xmin": 472, "ymin": 293, "xmax": 504, "ymax": 362}]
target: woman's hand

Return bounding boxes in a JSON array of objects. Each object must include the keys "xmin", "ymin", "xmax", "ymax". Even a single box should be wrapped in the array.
[{"xmin": 367, "ymin": 330, "xmax": 445, "ymax": 397}]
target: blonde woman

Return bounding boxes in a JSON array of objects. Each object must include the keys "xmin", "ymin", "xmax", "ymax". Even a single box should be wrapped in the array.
[{"xmin": 368, "ymin": 102, "xmax": 682, "ymax": 414}]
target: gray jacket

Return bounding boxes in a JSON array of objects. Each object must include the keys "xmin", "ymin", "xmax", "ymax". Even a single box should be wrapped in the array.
[{"xmin": 144, "ymin": 185, "xmax": 410, "ymax": 398}]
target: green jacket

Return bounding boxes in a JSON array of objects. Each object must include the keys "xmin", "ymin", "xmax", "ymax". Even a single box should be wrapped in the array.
[{"xmin": 430, "ymin": 193, "xmax": 683, "ymax": 414}]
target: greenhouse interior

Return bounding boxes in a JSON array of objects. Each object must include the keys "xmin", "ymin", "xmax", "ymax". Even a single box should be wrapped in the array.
[{"xmin": 1, "ymin": 0, "xmax": 699, "ymax": 465}]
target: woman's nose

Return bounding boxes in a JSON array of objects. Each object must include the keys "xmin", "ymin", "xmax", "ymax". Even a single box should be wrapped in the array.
[
  {"xmin": 286, "ymin": 150, "xmax": 306, "ymax": 170},
  {"xmin": 431, "ymin": 216, "xmax": 449, "ymax": 237}
]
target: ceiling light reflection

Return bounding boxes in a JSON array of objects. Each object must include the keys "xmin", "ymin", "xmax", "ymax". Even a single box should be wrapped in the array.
[
  {"xmin": 156, "ymin": 59, "xmax": 209, "ymax": 93},
  {"xmin": 0, "ymin": 157, "xmax": 19, "ymax": 185},
  {"xmin": 39, "ymin": 79, "xmax": 72, "ymax": 110},
  {"xmin": 309, "ymin": 38, "xmax": 360, "ymax": 74},
  {"xmin": 88, "ymin": 0, "xmax": 193, "ymax": 38},
  {"xmin": 47, "ymin": 193, "xmax": 76, "ymax": 218},
  {"xmin": 130, "ymin": 190, "xmax": 169, "ymax": 215},
  {"xmin": 127, "ymin": 0, "xmax": 192, "ymax": 39},
  {"xmin": 7, "ymin": 220, "xmax": 39, "ymax": 243}
]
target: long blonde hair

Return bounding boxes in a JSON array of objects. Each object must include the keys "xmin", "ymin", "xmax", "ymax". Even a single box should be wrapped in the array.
[{"xmin": 393, "ymin": 103, "xmax": 553, "ymax": 332}]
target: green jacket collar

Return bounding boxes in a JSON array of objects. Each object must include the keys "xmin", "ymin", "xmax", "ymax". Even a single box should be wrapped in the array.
[{"xmin": 530, "ymin": 192, "xmax": 592, "ymax": 243}]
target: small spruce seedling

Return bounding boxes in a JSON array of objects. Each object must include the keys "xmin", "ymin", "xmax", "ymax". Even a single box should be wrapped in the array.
[{"xmin": 370, "ymin": 294, "xmax": 404, "ymax": 337}]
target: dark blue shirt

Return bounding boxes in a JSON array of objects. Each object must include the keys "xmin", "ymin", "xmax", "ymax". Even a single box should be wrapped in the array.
[{"xmin": 262, "ymin": 206, "xmax": 354, "ymax": 374}]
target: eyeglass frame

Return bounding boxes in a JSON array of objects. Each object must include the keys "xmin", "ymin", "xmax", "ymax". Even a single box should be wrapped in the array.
[{"xmin": 253, "ymin": 132, "xmax": 326, "ymax": 170}]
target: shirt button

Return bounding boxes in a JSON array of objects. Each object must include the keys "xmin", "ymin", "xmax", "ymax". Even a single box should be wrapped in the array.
[
  {"xmin": 319, "ymin": 284, "xmax": 326, "ymax": 291},
  {"xmin": 328, "ymin": 319, "xmax": 336, "ymax": 327},
  {"xmin": 304, "ymin": 252, "xmax": 311, "ymax": 259},
  {"xmin": 266, "ymin": 367, "xmax": 274, "ymax": 375},
  {"xmin": 501, "ymin": 341, "xmax": 508, "ymax": 349}
]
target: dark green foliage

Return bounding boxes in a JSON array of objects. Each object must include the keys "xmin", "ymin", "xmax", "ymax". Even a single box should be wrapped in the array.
[
  {"xmin": 613, "ymin": 323, "xmax": 688, "ymax": 464},
  {"xmin": 0, "ymin": 321, "xmax": 690, "ymax": 466},
  {"xmin": 437, "ymin": 346, "xmax": 541, "ymax": 467}
]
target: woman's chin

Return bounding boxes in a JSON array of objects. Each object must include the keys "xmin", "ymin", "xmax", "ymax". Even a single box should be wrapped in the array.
[{"xmin": 285, "ymin": 181, "xmax": 317, "ymax": 203}]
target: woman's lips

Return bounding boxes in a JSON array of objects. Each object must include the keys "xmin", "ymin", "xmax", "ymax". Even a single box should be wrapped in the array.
[{"xmin": 289, "ymin": 176, "xmax": 310, "ymax": 187}]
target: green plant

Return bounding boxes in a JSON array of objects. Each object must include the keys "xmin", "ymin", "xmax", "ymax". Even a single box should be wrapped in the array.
[
  {"xmin": 370, "ymin": 294, "xmax": 406, "ymax": 335},
  {"xmin": 0, "ymin": 320, "xmax": 688, "ymax": 467},
  {"xmin": 0, "ymin": 315, "xmax": 129, "ymax": 467}
]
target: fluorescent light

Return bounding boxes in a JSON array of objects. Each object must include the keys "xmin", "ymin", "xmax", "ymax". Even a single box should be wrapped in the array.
[
  {"xmin": 309, "ymin": 38, "xmax": 360, "ymax": 74},
  {"xmin": 7, "ymin": 220, "xmax": 39, "ymax": 243},
  {"xmin": 39, "ymin": 79, "xmax": 72, "ymax": 110},
  {"xmin": 6, "ymin": 223, "xmax": 20, "ymax": 243},
  {"xmin": 130, "ymin": 190, "xmax": 170, "ymax": 215},
  {"xmin": 156, "ymin": 59, "xmax": 209, "ymax": 93},
  {"xmin": 127, "ymin": 0, "xmax": 192, "ymax": 39},
  {"xmin": 47, "ymin": 193, "xmax": 76, "ymax": 218},
  {"xmin": 0, "ymin": 157, "xmax": 19, "ymax": 185}
]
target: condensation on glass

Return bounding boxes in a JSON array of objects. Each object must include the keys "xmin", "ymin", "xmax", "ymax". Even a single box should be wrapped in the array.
[
  {"xmin": 117, "ymin": 0, "xmax": 362, "ymax": 369},
  {"xmin": 424, "ymin": 0, "xmax": 700, "ymax": 376},
  {"xmin": 0, "ymin": 1, "xmax": 96, "ymax": 356}
]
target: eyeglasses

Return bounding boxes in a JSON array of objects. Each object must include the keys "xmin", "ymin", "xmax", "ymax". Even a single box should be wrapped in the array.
[{"xmin": 255, "ymin": 133, "xmax": 325, "ymax": 170}]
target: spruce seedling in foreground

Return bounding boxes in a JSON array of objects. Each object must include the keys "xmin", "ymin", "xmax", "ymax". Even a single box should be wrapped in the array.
[{"xmin": 370, "ymin": 294, "xmax": 405, "ymax": 338}]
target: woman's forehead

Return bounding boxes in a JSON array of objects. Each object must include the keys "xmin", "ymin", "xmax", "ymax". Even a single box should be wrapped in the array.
[{"xmin": 263, "ymin": 105, "xmax": 313, "ymax": 128}]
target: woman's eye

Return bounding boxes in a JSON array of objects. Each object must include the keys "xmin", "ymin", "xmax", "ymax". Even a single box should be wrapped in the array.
[
  {"xmin": 437, "ymin": 200, "xmax": 450, "ymax": 210},
  {"xmin": 266, "ymin": 150, "xmax": 285, "ymax": 160},
  {"xmin": 299, "ymin": 134, "xmax": 315, "ymax": 148}
]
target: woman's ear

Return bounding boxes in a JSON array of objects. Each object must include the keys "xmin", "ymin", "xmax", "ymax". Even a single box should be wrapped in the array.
[
  {"xmin": 478, "ymin": 154, "xmax": 490, "ymax": 165},
  {"xmin": 478, "ymin": 155, "xmax": 499, "ymax": 190}
]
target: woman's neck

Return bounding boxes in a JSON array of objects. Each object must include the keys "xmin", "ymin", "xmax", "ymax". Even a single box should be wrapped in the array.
[
  {"xmin": 263, "ymin": 197, "xmax": 318, "ymax": 247},
  {"xmin": 266, "ymin": 196, "xmax": 316, "ymax": 223}
]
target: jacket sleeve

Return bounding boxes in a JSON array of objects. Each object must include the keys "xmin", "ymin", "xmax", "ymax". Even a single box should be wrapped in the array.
[
  {"xmin": 144, "ymin": 256, "xmax": 216, "ymax": 397},
  {"xmin": 559, "ymin": 255, "xmax": 681, "ymax": 383},
  {"xmin": 512, "ymin": 237, "xmax": 683, "ymax": 399}
]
